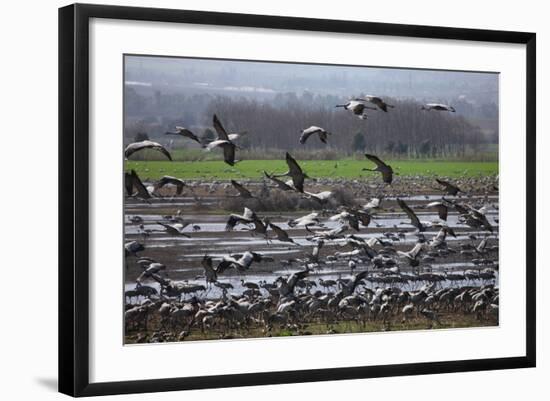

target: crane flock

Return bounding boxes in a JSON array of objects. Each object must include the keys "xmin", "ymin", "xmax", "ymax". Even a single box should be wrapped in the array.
[{"xmin": 123, "ymin": 95, "xmax": 499, "ymax": 343}]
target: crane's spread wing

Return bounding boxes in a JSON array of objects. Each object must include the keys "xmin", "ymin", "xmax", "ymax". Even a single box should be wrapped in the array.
[
  {"xmin": 437, "ymin": 205, "xmax": 448, "ymax": 220},
  {"xmin": 299, "ymin": 128, "xmax": 319, "ymax": 144},
  {"xmin": 154, "ymin": 144, "xmax": 172, "ymax": 161},
  {"xmin": 285, "ymin": 153, "xmax": 305, "ymax": 192},
  {"xmin": 436, "ymin": 178, "xmax": 460, "ymax": 195},
  {"xmin": 174, "ymin": 127, "xmax": 201, "ymax": 144},
  {"xmin": 225, "ymin": 208, "xmax": 255, "ymax": 231},
  {"xmin": 351, "ymin": 270, "xmax": 369, "ymax": 289},
  {"xmin": 156, "ymin": 221, "xmax": 190, "ymax": 237},
  {"xmin": 427, "ymin": 201, "xmax": 448, "ymax": 220},
  {"xmin": 222, "ymin": 142, "xmax": 236, "ymax": 166},
  {"xmin": 230, "ymin": 180, "xmax": 253, "ymax": 198},
  {"xmin": 126, "ymin": 170, "xmax": 151, "ymax": 199},
  {"xmin": 174, "ymin": 181, "xmax": 184, "ymax": 195},
  {"xmin": 287, "ymin": 269, "xmax": 309, "ymax": 290},
  {"xmin": 156, "ymin": 176, "xmax": 185, "ymax": 193},
  {"xmin": 300, "ymin": 126, "xmax": 328, "ymax": 144},
  {"xmin": 225, "ymin": 214, "xmax": 247, "ymax": 231},
  {"xmin": 364, "ymin": 154, "xmax": 393, "ymax": 184},
  {"xmin": 242, "ymin": 207, "xmax": 256, "ymax": 220},
  {"xmin": 263, "ymin": 171, "xmax": 294, "ymax": 191},
  {"xmin": 125, "ymin": 140, "xmax": 172, "ymax": 161},
  {"xmin": 397, "ymin": 198, "xmax": 421, "ymax": 228},
  {"xmin": 224, "ymin": 215, "xmax": 239, "ymax": 231},
  {"xmin": 155, "ymin": 176, "xmax": 170, "ymax": 189},
  {"xmin": 213, "ymin": 114, "xmax": 229, "ymax": 141},
  {"xmin": 269, "ymin": 222, "xmax": 295, "ymax": 243},
  {"xmin": 298, "ymin": 130, "xmax": 313, "ymax": 144},
  {"xmin": 355, "ymin": 210, "xmax": 372, "ymax": 227},
  {"xmin": 365, "ymin": 153, "xmax": 387, "ymax": 168},
  {"xmin": 216, "ymin": 258, "xmax": 237, "ymax": 274},
  {"xmin": 302, "ymin": 126, "xmax": 322, "ymax": 135},
  {"xmin": 124, "ymin": 171, "xmax": 134, "ymax": 196},
  {"xmin": 377, "ymin": 102, "xmax": 388, "ymax": 112},
  {"xmin": 268, "ymin": 222, "xmax": 285, "ymax": 236},
  {"xmin": 443, "ymin": 197, "xmax": 469, "ymax": 215},
  {"xmin": 124, "ymin": 142, "xmax": 140, "ymax": 159},
  {"xmin": 292, "ymin": 176, "xmax": 305, "ymax": 193},
  {"xmin": 381, "ymin": 169, "xmax": 393, "ymax": 184}
]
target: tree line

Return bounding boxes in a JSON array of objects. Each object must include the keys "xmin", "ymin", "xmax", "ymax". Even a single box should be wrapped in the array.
[
  {"xmin": 125, "ymin": 89, "xmax": 495, "ymax": 159},
  {"xmin": 205, "ymin": 97, "xmax": 488, "ymax": 158}
]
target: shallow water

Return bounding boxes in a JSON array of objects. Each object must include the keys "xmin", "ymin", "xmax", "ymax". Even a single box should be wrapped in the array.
[
  {"xmin": 124, "ymin": 212, "xmax": 498, "ymax": 235},
  {"xmin": 124, "ymin": 188, "xmax": 499, "ymax": 304}
]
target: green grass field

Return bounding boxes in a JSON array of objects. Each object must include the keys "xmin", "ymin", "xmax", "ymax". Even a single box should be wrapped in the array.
[{"xmin": 125, "ymin": 159, "xmax": 498, "ymax": 181}]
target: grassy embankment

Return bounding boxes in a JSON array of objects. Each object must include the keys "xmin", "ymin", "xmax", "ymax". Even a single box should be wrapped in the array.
[{"xmin": 125, "ymin": 312, "xmax": 498, "ymax": 343}]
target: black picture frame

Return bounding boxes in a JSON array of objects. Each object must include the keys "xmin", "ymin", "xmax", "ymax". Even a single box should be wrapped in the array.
[{"xmin": 58, "ymin": 3, "xmax": 536, "ymax": 397}]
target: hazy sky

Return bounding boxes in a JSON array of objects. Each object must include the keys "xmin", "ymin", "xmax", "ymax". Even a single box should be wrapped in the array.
[{"xmin": 125, "ymin": 55, "xmax": 498, "ymax": 104}]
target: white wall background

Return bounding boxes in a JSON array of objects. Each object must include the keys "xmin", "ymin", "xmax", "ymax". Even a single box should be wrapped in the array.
[{"xmin": 0, "ymin": 0, "xmax": 546, "ymax": 399}]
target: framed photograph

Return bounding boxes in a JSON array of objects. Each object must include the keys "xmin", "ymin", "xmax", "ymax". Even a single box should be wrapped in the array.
[{"xmin": 58, "ymin": 3, "xmax": 536, "ymax": 397}]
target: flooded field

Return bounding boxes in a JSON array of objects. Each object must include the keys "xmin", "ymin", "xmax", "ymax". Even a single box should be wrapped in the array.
[{"xmin": 124, "ymin": 175, "xmax": 499, "ymax": 343}]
